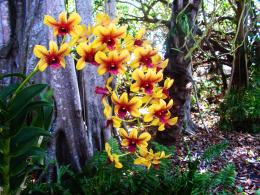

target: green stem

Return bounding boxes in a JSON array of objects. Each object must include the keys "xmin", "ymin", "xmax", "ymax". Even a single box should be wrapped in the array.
[
  {"xmin": 2, "ymin": 138, "xmax": 10, "ymax": 195},
  {"xmin": 13, "ymin": 67, "xmax": 39, "ymax": 97}
]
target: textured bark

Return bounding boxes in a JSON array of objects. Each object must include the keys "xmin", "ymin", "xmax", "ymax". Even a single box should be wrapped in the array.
[
  {"xmin": 105, "ymin": 0, "xmax": 117, "ymax": 19},
  {"xmin": 156, "ymin": 0, "xmax": 201, "ymax": 145},
  {"xmin": 45, "ymin": 0, "xmax": 91, "ymax": 172},
  {"xmin": 229, "ymin": 1, "xmax": 249, "ymax": 90},
  {"xmin": 76, "ymin": 0, "xmax": 111, "ymax": 155},
  {"xmin": 0, "ymin": 0, "xmax": 103, "ymax": 172}
]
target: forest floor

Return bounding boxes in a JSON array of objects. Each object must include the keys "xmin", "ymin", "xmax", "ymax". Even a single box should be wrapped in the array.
[{"xmin": 176, "ymin": 109, "xmax": 260, "ymax": 194}]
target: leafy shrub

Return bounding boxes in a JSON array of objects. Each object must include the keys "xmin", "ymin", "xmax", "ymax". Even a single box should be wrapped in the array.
[
  {"xmin": 0, "ymin": 74, "xmax": 52, "ymax": 195},
  {"xmin": 22, "ymin": 141, "xmax": 236, "ymax": 195},
  {"xmin": 219, "ymin": 87, "xmax": 260, "ymax": 133}
]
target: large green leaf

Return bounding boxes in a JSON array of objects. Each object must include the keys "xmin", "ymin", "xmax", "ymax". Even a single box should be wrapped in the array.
[
  {"xmin": 0, "ymin": 84, "xmax": 19, "ymax": 102},
  {"xmin": 0, "ymin": 73, "xmax": 26, "ymax": 81},
  {"xmin": 7, "ymin": 84, "xmax": 47, "ymax": 118},
  {"xmin": 10, "ymin": 127, "xmax": 50, "ymax": 157},
  {"xmin": 10, "ymin": 147, "xmax": 45, "ymax": 177}
]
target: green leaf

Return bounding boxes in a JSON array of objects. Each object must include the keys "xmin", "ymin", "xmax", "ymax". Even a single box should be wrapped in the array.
[
  {"xmin": 0, "ymin": 73, "xmax": 26, "ymax": 81},
  {"xmin": 0, "ymin": 84, "xmax": 19, "ymax": 101},
  {"xmin": 7, "ymin": 84, "xmax": 47, "ymax": 118},
  {"xmin": 10, "ymin": 127, "xmax": 50, "ymax": 157}
]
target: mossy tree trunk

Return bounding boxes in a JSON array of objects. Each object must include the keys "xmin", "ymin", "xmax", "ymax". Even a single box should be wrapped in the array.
[
  {"xmin": 156, "ymin": 0, "xmax": 201, "ymax": 145},
  {"xmin": 229, "ymin": 0, "xmax": 250, "ymax": 90}
]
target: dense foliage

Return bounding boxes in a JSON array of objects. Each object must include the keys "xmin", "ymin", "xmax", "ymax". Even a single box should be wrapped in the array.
[{"xmin": 22, "ymin": 141, "xmax": 237, "ymax": 195}]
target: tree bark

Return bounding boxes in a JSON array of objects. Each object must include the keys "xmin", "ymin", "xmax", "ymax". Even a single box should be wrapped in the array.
[
  {"xmin": 0, "ymin": 0, "xmax": 109, "ymax": 172},
  {"xmin": 229, "ymin": 1, "xmax": 249, "ymax": 90},
  {"xmin": 75, "ymin": 0, "xmax": 111, "ymax": 155},
  {"xmin": 156, "ymin": 0, "xmax": 201, "ymax": 145}
]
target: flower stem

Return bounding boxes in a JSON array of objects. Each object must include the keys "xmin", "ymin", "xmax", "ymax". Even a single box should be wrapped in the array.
[
  {"xmin": 2, "ymin": 138, "xmax": 10, "ymax": 195},
  {"xmin": 13, "ymin": 66, "xmax": 39, "ymax": 97}
]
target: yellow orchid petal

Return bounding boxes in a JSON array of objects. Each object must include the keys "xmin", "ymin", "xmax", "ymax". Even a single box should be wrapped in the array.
[
  {"xmin": 168, "ymin": 117, "xmax": 178, "ymax": 125},
  {"xmin": 112, "ymin": 116, "xmax": 122, "ymax": 128},
  {"xmin": 158, "ymin": 124, "xmax": 165, "ymax": 131},
  {"xmin": 129, "ymin": 128, "xmax": 138, "ymax": 139},
  {"xmin": 111, "ymin": 92, "xmax": 119, "ymax": 104},
  {"xmin": 76, "ymin": 58, "xmax": 86, "ymax": 70},
  {"xmin": 130, "ymin": 108, "xmax": 141, "ymax": 117},
  {"xmin": 37, "ymin": 60, "xmax": 48, "ymax": 72},
  {"xmin": 130, "ymin": 83, "xmax": 140, "ymax": 92},
  {"xmin": 144, "ymin": 114, "xmax": 153, "ymax": 122},
  {"xmin": 58, "ymin": 12, "xmax": 67, "ymax": 23},
  {"xmin": 119, "ymin": 92, "xmax": 128, "ymax": 104},
  {"xmin": 102, "ymin": 98, "xmax": 112, "ymax": 119},
  {"xmin": 97, "ymin": 64, "xmax": 107, "ymax": 75},
  {"xmin": 119, "ymin": 128, "xmax": 128, "ymax": 138},
  {"xmin": 68, "ymin": 12, "xmax": 81, "ymax": 26},
  {"xmin": 33, "ymin": 45, "xmax": 48, "ymax": 58},
  {"xmin": 95, "ymin": 51, "xmax": 107, "ymax": 65},
  {"xmin": 139, "ymin": 132, "xmax": 151, "ymax": 142},
  {"xmin": 58, "ymin": 43, "xmax": 70, "ymax": 56},
  {"xmin": 121, "ymin": 139, "xmax": 130, "ymax": 147},
  {"xmin": 43, "ymin": 15, "xmax": 57, "ymax": 27},
  {"xmin": 136, "ymin": 28, "xmax": 146, "ymax": 40},
  {"xmin": 49, "ymin": 41, "xmax": 58, "ymax": 54},
  {"xmin": 60, "ymin": 58, "xmax": 66, "ymax": 68}
]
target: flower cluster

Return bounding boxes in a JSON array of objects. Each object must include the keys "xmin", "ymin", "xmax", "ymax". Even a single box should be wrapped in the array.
[{"xmin": 34, "ymin": 11, "xmax": 178, "ymax": 169}]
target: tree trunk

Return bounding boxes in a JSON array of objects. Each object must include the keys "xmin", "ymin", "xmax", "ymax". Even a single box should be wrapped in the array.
[
  {"xmin": 229, "ymin": 1, "xmax": 249, "ymax": 90},
  {"xmin": 75, "ymin": 0, "xmax": 111, "ymax": 155},
  {"xmin": 156, "ymin": 0, "xmax": 201, "ymax": 145},
  {"xmin": 0, "ymin": 0, "xmax": 108, "ymax": 172}
]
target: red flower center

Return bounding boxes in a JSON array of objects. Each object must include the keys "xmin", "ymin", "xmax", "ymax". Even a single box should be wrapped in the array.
[
  {"xmin": 85, "ymin": 53, "xmax": 97, "ymax": 66},
  {"xmin": 118, "ymin": 106, "xmax": 128, "ymax": 118},
  {"xmin": 58, "ymin": 25, "xmax": 69, "ymax": 36},
  {"xmin": 102, "ymin": 36, "xmax": 116, "ymax": 50},
  {"xmin": 155, "ymin": 110, "xmax": 168, "ymax": 119},
  {"xmin": 134, "ymin": 39, "xmax": 143, "ymax": 47},
  {"xmin": 108, "ymin": 63, "xmax": 118, "ymax": 74},
  {"xmin": 128, "ymin": 139, "xmax": 137, "ymax": 152},
  {"xmin": 47, "ymin": 55, "xmax": 60, "ymax": 68},
  {"xmin": 141, "ymin": 82, "xmax": 153, "ymax": 94},
  {"xmin": 140, "ymin": 56, "xmax": 153, "ymax": 68}
]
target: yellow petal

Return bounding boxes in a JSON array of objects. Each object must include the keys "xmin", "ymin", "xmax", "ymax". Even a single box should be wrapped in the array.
[
  {"xmin": 102, "ymin": 98, "xmax": 112, "ymax": 119},
  {"xmin": 158, "ymin": 124, "xmax": 165, "ymax": 131},
  {"xmin": 130, "ymin": 83, "xmax": 140, "ymax": 92},
  {"xmin": 58, "ymin": 12, "xmax": 67, "ymax": 23},
  {"xmin": 129, "ymin": 128, "xmax": 138, "ymax": 139},
  {"xmin": 49, "ymin": 41, "xmax": 58, "ymax": 54},
  {"xmin": 144, "ymin": 114, "xmax": 153, "ymax": 122},
  {"xmin": 121, "ymin": 139, "xmax": 130, "ymax": 147},
  {"xmin": 105, "ymin": 143, "xmax": 111, "ymax": 153},
  {"xmin": 130, "ymin": 108, "xmax": 141, "ymax": 117},
  {"xmin": 76, "ymin": 43, "xmax": 85, "ymax": 56},
  {"xmin": 119, "ymin": 128, "xmax": 128, "ymax": 138},
  {"xmin": 134, "ymin": 157, "xmax": 145, "ymax": 165},
  {"xmin": 95, "ymin": 51, "xmax": 107, "ymax": 64},
  {"xmin": 136, "ymin": 28, "xmax": 146, "ymax": 40},
  {"xmin": 68, "ymin": 12, "xmax": 81, "ymax": 26},
  {"xmin": 112, "ymin": 116, "xmax": 122, "ymax": 128},
  {"xmin": 33, "ymin": 45, "xmax": 48, "ymax": 58},
  {"xmin": 43, "ymin": 15, "xmax": 57, "ymax": 27},
  {"xmin": 139, "ymin": 132, "xmax": 151, "ymax": 141},
  {"xmin": 37, "ymin": 60, "xmax": 48, "ymax": 72},
  {"xmin": 119, "ymin": 92, "xmax": 128, "ymax": 104},
  {"xmin": 168, "ymin": 117, "xmax": 178, "ymax": 125},
  {"xmin": 58, "ymin": 43, "xmax": 70, "ymax": 56},
  {"xmin": 97, "ymin": 64, "xmax": 107, "ymax": 75},
  {"xmin": 111, "ymin": 92, "xmax": 119, "ymax": 104},
  {"xmin": 76, "ymin": 58, "xmax": 86, "ymax": 70},
  {"xmin": 60, "ymin": 58, "xmax": 66, "ymax": 68}
]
